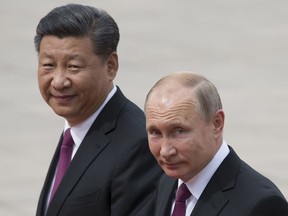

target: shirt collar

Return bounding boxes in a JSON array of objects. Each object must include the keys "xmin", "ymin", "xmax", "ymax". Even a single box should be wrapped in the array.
[
  {"xmin": 64, "ymin": 85, "xmax": 117, "ymax": 149},
  {"xmin": 179, "ymin": 140, "xmax": 230, "ymax": 200}
]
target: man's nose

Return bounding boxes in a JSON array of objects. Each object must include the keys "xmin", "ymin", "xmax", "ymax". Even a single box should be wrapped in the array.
[
  {"xmin": 51, "ymin": 68, "xmax": 70, "ymax": 89},
  {"xmin": 160, "ymin": 137, "xmax": 176, "ymax": 159}
]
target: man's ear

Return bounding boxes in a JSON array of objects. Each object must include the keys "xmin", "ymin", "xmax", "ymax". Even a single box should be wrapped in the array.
[
  {"xmin": 213, "ymin": 109, "xmax": 225, "ymax": 137},
  {"xmin": 106, "ymin": 52, "xmax": 118, "ymax": 80}
]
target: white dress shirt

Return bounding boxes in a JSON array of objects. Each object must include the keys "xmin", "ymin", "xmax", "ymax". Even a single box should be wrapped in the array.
[{"xmin": 171, "ymin": 140, "xmax": 230, "ymax": 216}]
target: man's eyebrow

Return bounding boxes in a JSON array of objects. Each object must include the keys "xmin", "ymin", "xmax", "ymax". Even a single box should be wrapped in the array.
[
  {"xmin": 39, "ymin": 52, "xmax": 53, "ymax": 59},
  {"xmin": 39, "ymin": 53, "xmax": 84, "ymax": 61},
  {"xmin": 147, "ymin": 123, "xmax": 163, "ymax": 132},
  {"xmin": 67, "ymin": 54, "xmax": 82, "ymax": 59}
]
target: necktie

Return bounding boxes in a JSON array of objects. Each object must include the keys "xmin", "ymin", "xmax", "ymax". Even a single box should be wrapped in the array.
[
  {"xmin": 172, "ymin": 183, "xmax": 192, "ymax": 216},
  {"xmin": 49, "ymin": 128, "xmax": 74, "ymax": 203}
]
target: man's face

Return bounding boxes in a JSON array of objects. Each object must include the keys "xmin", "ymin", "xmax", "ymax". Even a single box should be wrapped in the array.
[
  {"xmin": 38, "ymin": 35, "xmax": 117, "ymax": 126},
  {"xmin": 146, "ymin": 88, "xmax": 219, "ymax": 182}
]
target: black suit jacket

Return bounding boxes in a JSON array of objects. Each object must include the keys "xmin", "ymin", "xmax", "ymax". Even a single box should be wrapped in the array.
[
  {"xmin": 155, "ymin": 147, "xmax": 288, "ymax": 216},
  {"xmin": 36, "ymin": 87, "xmax": 163, "ymax": 216}
]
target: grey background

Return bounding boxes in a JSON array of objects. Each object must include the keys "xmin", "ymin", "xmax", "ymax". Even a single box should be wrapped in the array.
[{"xmin": 0, "ymin": 0, "xmax": 287, "ymax": 215}]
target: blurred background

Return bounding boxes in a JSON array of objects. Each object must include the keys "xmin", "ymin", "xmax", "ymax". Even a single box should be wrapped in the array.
[{"xmin": 0, "ymin": 0, "xmax": 287, "ymax": 215}]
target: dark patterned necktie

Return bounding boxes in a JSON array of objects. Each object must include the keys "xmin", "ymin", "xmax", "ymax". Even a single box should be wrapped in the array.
[
  {"xmin": 49, "ymin": 128, "xmax": 74, "ymax": 203},
  {"xmin": 172, "ymin": 183, "xmax": 192, "ymax": 216}
]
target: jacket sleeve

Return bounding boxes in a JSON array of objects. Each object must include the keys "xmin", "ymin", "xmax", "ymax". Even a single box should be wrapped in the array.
[{"xmin": 248, "ymin": 195, "xmax": 288, "ymax": 216}]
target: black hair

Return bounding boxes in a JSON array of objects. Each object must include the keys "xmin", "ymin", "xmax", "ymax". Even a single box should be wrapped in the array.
[{"xmin": 34, "ymin": 4, "xmax": 120, "ymax": 59}]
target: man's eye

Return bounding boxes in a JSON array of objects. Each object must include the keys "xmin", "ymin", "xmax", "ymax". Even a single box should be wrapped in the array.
[
  {"xmin": 68, "ymin": 65, "xmax": 79, "ymax": 69},
  {"xmin": 148, "ymin": 129, "xmax": 161, "ymax": 136},
  {"xmin": 43, "ymin": 64, "xmax": 54, "ymax": 70},
  {"xmin": 175, "ymin": 128, "xmax": 185, "ymax": 134},
  {"xmin": 68, "ymin": 64, "xmax": 83, "ymax": 72}
]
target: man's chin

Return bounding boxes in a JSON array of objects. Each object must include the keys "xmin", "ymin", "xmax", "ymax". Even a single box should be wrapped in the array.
[{"xmin": 52, "ymin": 107, "xmax": 72, "ymax": 118}]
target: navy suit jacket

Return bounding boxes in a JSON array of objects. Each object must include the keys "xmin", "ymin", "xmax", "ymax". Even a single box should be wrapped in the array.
[
  {"xmin": 155, "ymin": 147, "xmax": 288, "ymax": 216},
  {"xmin": 36, "ymin": 87, "xmax": 163, "ymax": 216}
]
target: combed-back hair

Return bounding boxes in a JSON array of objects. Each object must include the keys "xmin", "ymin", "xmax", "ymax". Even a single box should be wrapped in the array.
[{"xmin": 34, "ymin": 4, "xmax": 120, "ymax": 59}]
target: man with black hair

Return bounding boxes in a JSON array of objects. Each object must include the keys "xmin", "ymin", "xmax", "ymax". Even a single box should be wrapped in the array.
[{"xmin": 35, "ymin": 4, "xmax": 162, "ymax": 216}]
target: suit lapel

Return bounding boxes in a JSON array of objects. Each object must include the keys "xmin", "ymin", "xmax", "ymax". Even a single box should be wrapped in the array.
[
  {"xmin": 46, "ymin": 87, "xmax": 128, "ymax": 215},
  {"xmin": 190, "ymin": 181, "xmax": 229, "ymax": 216},
  {"xmin": 47, "ymin": 129, "xmax": 111, "ymax": 215},
  {"xmin": 156, "ymin": 176, "xmax": 178, "ymax": 216},
  {"xmin": 191, "ymin": 147, "xmax": 241, "ymax": 216},
  {"xmin": 36, "ymin": 134, "xmax": 63, "ymax": 216}
]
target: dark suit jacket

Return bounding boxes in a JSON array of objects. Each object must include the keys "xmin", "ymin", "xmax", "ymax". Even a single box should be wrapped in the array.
[
  {"xmin": 36, "ymin": 87, "xmax": 163, "ymax": 216},
  {"xmin": 155, "ymin": 147, "xmax": 288, "ymax": 216}
]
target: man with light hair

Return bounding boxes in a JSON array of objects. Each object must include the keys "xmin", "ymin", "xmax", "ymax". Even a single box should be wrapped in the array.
[{"xmin": 145, "ymin": 71, "xmax": 288, "ymax": 216}]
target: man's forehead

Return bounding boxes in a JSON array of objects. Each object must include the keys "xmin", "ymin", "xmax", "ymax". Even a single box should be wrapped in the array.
[
  {"xmin": 146, "ymin": 95, "xmax": 197, "ymax": 116},
  {"xmin": 149, "ymin": 85, "xmax": 195, "ymax": 104}
]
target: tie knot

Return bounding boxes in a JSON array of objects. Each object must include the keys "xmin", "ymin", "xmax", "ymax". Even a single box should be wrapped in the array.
[
  {"xmin": 175, "ymin": 183, "xmax": 191, "ymax": 202},
  {"xmin": 62, "ymin": 128, "xmax": 74, "ymax": 147}
]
